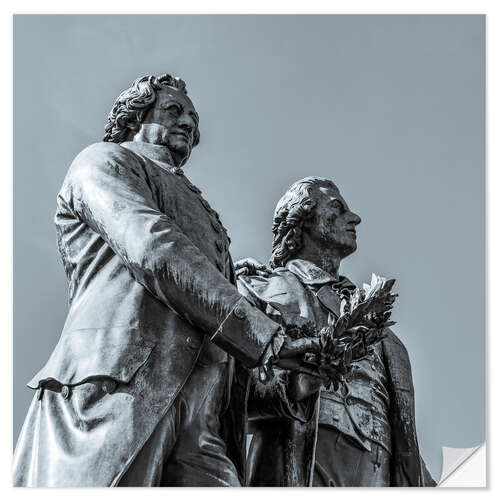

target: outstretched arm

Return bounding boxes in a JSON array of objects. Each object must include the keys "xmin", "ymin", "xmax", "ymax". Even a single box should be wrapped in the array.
[{"xmin": 63, "ymin": 142, "xmax": 280, "ymax": 367}]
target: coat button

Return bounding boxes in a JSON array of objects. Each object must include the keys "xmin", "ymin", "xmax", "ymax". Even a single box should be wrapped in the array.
[
  {"xmin": 233, "ymin": 304, "xmax": 246, "ymax": 320},
  {"xmin": 345, "ymin": 397, "xmax": 353, "ymax": 406},
  {"xmin": 201, "ymin": 199, "xmax": 212, "ymax": 212},
  {"xmin": 210, "ymin": 219, "xmax": 221, "ymax": 233},
  {"xmin": 61, "ymin": 385, "xmax": 71, "ymax": 400},
  {"xmin": 103, "ymin": 380, "xmax": 117, "ymax": 394},
  {"xmin": 187, "ymin": 183, "xmax": 201, "ymax": 194},
  {"xmin": 186, "ymin": 336, "xmax": 198, "ymax": 349}
]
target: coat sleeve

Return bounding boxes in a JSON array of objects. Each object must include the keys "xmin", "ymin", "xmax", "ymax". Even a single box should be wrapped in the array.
[
  {"xmin": 62, "ymin": 142, "xmax": 280, "ymax": 368},
  {"xmin": 382, "ymin": 329, "xmax": 436, "ymax": 486}
]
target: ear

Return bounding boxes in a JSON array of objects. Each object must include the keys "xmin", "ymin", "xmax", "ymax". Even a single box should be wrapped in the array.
[
  {"xmin": 299, "ymin": 199, "xmax": 317, "ymax": 231},
  {"xmin": 125, "ymin": 119, "xmax": 141, "ymax": 132},
  {"xmin": 302, "ymin": 218, "xmax": 314, "ymax": 230},
  {"xmin": 302, "ymin": 209, "xmax": 317, "ymax": 230}
]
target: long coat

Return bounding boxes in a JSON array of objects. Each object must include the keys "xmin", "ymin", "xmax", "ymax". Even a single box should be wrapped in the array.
[
  {"xmin": 231, "ymin": 260, "xmax": 435, "ymax": 487},
  {"xmin": 13, "ymin": 141, "xmax": 280, "ymax": 486}
]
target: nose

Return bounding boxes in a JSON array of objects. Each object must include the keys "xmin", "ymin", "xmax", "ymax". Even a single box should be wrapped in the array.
[
  {"xmin": 350, "ymin": 211, "xmax": 361, "ymax": 225},
  {"xmin": 178, "ymin": 112, "xmax": 196, "ymax": 136}
]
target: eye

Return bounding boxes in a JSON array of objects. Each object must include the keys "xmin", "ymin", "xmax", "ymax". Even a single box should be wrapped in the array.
[
  {"xmin": 164, "ymin": 103, "xmax": 182, "ymax": 115},
  {"xmin": 331, "ymin": 200, "xmax": 344, "ymax": 212}
]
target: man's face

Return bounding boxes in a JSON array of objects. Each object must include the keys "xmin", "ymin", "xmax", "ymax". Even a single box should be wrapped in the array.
[
  {"xmin": 137, "ymin": 86, "xmax": 199, "ymax": 165},
  {"xmin": 306, "ymin": 182, "xmax": 362, "ymax": 258}
]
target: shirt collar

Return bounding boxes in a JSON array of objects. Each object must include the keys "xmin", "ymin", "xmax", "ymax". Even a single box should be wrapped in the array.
[
  {"xmin": 120, "ymin": 141, "xmax": 177, "ymax": 169},
  {"xmin": 285, "ymin": 258, "xmax": 356, "ymax": 291}
]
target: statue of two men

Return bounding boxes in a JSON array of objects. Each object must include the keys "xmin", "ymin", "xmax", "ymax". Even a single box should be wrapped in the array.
[{"xmin": 13, "ymin": 74, "xmax": 435, "ymax": 487}]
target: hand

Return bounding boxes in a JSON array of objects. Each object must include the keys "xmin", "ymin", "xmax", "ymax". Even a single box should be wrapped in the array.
[
  {"xmin": 288, "ymin": 373, "xmax": 324, "ymax": 401},
  {"xmin": 234, "ymin": 257, "xmax": 270, "ymax": 277},
  {"xmin": 278, "ymin": 336, "xmax": 322, "ymax": 358},
  {"xmin": 274, "ymin": 337, "xmax": 321, "ymax": 371}
]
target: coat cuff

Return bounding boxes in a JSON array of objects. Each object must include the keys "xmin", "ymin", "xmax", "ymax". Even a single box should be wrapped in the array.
[
  {"xmin": 210, "ymin": 297, "xmax": 282, "ymax": 368},
  {"xmin": 257, "ymin": 327, "xmax": 286, "ymax": 383}
]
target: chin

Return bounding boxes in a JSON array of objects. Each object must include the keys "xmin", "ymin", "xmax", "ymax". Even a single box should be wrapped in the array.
[
  {"xmin": 172, "ymin": 142, "xmax": 191, "ymax": 157},
  {"xmin": 340, "ymin": 242, "xmax": 357, "ymax": 258}
]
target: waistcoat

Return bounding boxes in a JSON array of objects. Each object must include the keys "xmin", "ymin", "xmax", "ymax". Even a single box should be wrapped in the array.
[{"xmin": 318, "ymin": 341, "xmax": 391, "ymax": 453}]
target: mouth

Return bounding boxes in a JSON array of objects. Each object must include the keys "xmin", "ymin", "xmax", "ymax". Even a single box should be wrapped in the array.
[
  {"xmin": 346, "ymin": 228, "xmax": 357, "ymax": 236},
  {"xmin": 171, "ymin": 131, "xmax": 190, "ymax": 142}
]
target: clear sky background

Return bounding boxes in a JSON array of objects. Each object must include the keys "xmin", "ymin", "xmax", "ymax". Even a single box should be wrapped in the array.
[{"xmin": 13, "ymin": 15, "xmax": 484, "ymax": 481}]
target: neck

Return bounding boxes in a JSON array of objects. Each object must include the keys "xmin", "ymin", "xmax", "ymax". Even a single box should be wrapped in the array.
[
  {"xmin": 294, "ymin": 246, "xmax": 342, "ymax": 279},
  {"xmin": 127, "ymin": 130, "xmax": 187, "ymax": 167},
  {"xmin": 123, "ymin": 138, "xmax": 176, "ymax": 166}
]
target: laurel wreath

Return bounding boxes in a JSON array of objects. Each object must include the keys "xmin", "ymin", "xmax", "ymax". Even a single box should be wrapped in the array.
[{"xmin": 303, "ymin": 274, "xmax": 398, "ymax": 389}]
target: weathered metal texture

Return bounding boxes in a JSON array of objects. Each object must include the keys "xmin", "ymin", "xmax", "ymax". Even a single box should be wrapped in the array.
[
  {"xmin": 13, "ymin": 134, "xmax": 280, "ymax": 486},
  {"xmin": 238, "ymin": 260, "xmax": 435, "ymax": 487}
]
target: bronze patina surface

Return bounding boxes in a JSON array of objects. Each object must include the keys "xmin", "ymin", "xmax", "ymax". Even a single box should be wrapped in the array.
[{"xmin": 13, "ymin": 75, "xmax": 315, "ymax": 487}]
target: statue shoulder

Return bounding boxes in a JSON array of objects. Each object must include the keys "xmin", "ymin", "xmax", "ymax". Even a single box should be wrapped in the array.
[
  {"xmin": 66, "ymin": 142, "xmax": 146, "ymax": 186},
  {"xmin": 73, "ymin": 141, "xmax": 142, "ymax": 168}
]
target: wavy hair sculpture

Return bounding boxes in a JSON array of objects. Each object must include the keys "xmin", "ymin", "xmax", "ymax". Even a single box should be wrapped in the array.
[
  {"xmin": 270, "ymin": 176, "xmax": 331, "ymax": 269},
  {"xmin": 103, "ymin": 74, "xmax": 200, "ymax": 146}
]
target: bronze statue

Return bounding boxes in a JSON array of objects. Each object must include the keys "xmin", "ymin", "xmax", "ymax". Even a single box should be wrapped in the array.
[
  {"xmin": 234, "ymin": 177, "xmax": 436, "ymax": 487},
  {"xmin": 13, "ymin": 74, "xmax": 317, "ymax": 487}
]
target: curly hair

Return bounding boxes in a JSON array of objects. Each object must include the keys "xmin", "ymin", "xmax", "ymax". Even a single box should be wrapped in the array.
[
  {"xmin": 103, "ymin": 74, "xmax": 200, "ymax": 146},
  {"xmin": 270, "ymin": 176, "xmax": 332, "ymax": 269}
]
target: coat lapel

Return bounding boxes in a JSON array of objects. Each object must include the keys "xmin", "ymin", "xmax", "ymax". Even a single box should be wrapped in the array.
[{"xmin": 315, "ymin": 285, "xmax": 342, "ymax": 318}]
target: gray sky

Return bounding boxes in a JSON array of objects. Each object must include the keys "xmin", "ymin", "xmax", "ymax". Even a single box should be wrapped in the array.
[{"xmin": 14, "ymin": 15, "xmax": 484, "ymax": 481}]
